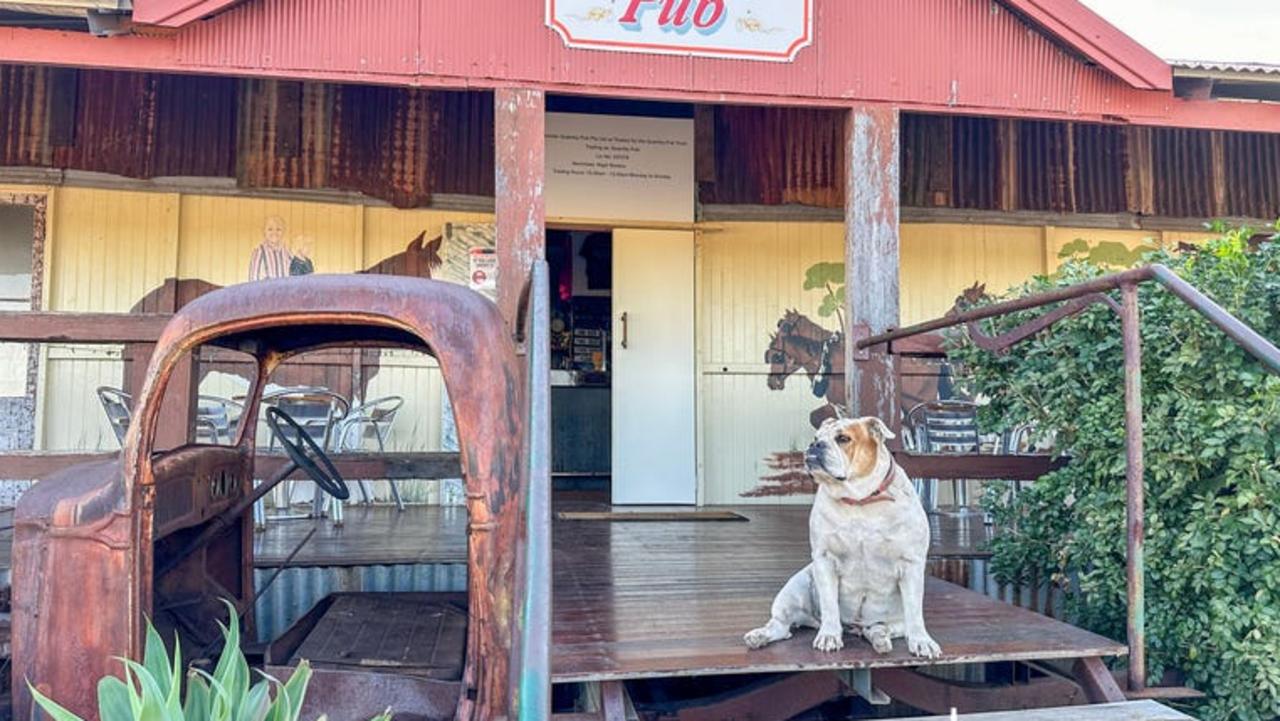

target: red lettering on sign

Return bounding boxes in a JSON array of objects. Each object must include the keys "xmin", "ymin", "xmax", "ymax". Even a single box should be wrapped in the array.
[
  {"xmin": 618, "ymin": 0, "xmax": 657, "ymax": 24},
  {"xmin": 619, "ymin": 0, "xmax": 721, "ymax": 31},
  {"xmin": 693, "ymin": 0, "xmax": 725, "ymax": 28}
]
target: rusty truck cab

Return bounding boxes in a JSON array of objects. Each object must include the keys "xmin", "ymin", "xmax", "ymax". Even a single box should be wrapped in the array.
[{"xmin": 12, "ymin": 274, "xmax": 538, "ymax": 721}]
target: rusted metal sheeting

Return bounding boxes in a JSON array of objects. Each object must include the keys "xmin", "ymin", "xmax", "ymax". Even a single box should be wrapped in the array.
[
  {"xmin": 432, "ymin": 90, "xmax": 495, "ymax": 198},
  {"xmin": 329, "ymin": 84, "xmax": 432, "ymax": 208},
  {"xmin": 0, "ymin": 64, "xmax": 49, "ymax": 167},
  {"xmin": 900, "ymin": 114, "xmax": 953, "ymax": 208},
  {"xmin": 50, "ymin": 69, "xmax": 158, "ymax": 177},
  {"xmin": 153, "ymin": 73, "xmax": 238, "ymax": 178},
  {"xmin": 1223, "ymin": 132, "xmax": 1280, "ymax": 220},
  {"xmin": 1016, "ymin": 120, "xmax": 1071, "ymax": 212},
  {"xmin": 701, "ymin": 105, "xmax": 844, "ymax": 207},
  {"xmin": 1073, "ymin": 123, "xmax": 1127, "ymax": 214},
  {"xmin": 0, "ymin": 65, "xmax": 237, "ymax": 179},
  {"xmin": 1151, "ymin": 127, "xmax": 1214, "ymax": 218},
  {"xmin": 237, "ymin": 78, "xmax": 333, "ymax": 191},
  {"xmin": 953, "ymin": 116, "xmax": 999, "ymax": 210}
]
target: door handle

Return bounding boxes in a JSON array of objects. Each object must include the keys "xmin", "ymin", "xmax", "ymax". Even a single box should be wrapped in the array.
[{"xmin": 620, "ymin": 312, "xmax": 629, "ymax": 349}]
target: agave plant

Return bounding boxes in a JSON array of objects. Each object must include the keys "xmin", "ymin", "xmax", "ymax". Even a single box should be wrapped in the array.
[{"xmin": 29, "ymin": 601, "xmax": 389, "ymax": 721}]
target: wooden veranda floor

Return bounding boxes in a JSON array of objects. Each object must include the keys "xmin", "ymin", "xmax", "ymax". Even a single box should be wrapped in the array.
[{"xmin": 549, "ymin": 506, "xmax": 1124, "ymax": 683}]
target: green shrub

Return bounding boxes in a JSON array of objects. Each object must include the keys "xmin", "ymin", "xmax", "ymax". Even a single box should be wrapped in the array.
[
  {"xmin": 949, "ymin": 224, "xmax": 1280, "ymax": 721},
  {"xmin": 29, "ymin": 602, "xmax": 390, "ymax": 721}
]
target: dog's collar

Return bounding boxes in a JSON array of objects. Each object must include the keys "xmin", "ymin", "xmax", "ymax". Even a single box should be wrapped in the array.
[{"xmin": 838, "ymin": 462, "xmax": 898, "ymax": 507}]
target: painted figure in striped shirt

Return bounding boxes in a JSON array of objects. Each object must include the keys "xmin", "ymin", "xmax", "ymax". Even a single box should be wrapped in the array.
[{"xmin": 248, "ymin": 216, "xmax": 313, "ymax": 281}]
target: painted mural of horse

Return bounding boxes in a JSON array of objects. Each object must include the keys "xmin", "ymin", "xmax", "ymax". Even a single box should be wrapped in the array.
[
  {"xmin": 124, "ymin": 232, "xmax": 444, "ymax": 400},
  {"xmin": 765, "ymin": 309, "xmax": 846, "ymax": 429}
]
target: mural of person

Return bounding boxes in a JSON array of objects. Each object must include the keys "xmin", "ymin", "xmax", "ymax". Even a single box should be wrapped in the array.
[
  {"xmin": 247, "ymin": 216, "xmax": 315, "ymax": 281},
  {"xmin": 289, "ymin": 235, "xmax": 316, "ymax": 276}
]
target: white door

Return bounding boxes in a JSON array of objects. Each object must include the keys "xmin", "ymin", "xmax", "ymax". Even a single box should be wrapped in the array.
[{"xmin": 611, "ymin": 229, "xmax": 697, "ymax": 505}]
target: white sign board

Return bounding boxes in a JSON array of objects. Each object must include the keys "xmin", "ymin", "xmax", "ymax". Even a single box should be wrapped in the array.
[
  {"xmin": 468, "ymin": 248, "xmax": 497, "ymax": 292},
  {"xmin": 547, "ymin": 0, "xmax": 813, "ymax": 62},
  {"xmin": 546, "ymin": 112, "xmax": 695, "ymax": 223}
]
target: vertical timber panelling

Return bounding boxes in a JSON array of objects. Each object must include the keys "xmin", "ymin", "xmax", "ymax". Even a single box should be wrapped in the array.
[
  {"xmin": 43, "ymin": 187, "xmax": 180, "ymax": 450},
  {"xmin": 699, "ymin": 222, "xmax": 843, "ymax": 505},
  {"xmin": 900, "ymin": 224, "xmax": 1045, "ymax": 324},
  {"xmin": 845, "ymin": 105, "xmax": 901, "ymax": 429}
]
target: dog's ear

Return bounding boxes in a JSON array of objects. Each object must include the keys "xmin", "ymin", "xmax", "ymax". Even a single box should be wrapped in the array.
[{"xmin": 867, "ymin": 417, "xmax": 896, "ymax": 442}]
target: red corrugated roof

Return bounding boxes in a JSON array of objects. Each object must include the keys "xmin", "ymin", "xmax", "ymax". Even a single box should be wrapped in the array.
[
  {"xmin": 998, "ymin": 0, "xmax": 1172, "ymax": 91},
  {"xmin": 131, "ymin": 0, "xmax": 243, "ymax": 27}
]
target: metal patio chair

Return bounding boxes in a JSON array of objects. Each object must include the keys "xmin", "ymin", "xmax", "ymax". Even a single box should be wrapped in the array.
[
  {"xmin": 95, "ymin": 386, "xmax": 132, "ymax": 447},
  {"xmin": 259, "ymin": 388, "xmax": 350, "ymax": 521},
  {"xmin": 906, "ymin": 400, "xmax": 982, "ymax": 513},
  {"xmin": 333, "ymin": 395, "xmax": 406, "ymax": 511},
  {"xmin": 195, "ymin": 395, "xmax": 243, "ymax": 445}
]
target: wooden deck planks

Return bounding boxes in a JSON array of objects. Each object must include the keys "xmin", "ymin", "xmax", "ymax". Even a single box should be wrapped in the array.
[
  {"xmin": 914, "ymin": 700, "xmax": 1193, "ymax": 720},
  {"xmin": 550, "ymin": 507, "xmax": 1125, "ymax": 683}
]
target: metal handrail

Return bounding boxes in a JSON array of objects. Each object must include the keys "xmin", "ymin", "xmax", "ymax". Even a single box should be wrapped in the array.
[
  {"xmin": 856, "ymin": 263, "xmax": 1280, "ymax": 693},
  {"xmin": 515, "ymin": 261, "xmax": 552, "ymax": 720}
]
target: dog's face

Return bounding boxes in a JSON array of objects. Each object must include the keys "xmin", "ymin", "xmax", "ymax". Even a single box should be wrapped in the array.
[{"xmin": 805, "ymin": 416, "xmax": 895, "ymax": 482}]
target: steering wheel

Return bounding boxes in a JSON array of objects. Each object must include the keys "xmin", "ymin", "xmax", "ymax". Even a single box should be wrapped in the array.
[{"xmin": 265, "ymin": 406, "xmax": 350, "ymax": 500}]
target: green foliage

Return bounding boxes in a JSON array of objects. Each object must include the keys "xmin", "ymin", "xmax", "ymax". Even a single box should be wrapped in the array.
[
  {"xmin": 29, "ymin": 602, "xmax": 391, "ymax": 721},
  {"xmin": 949, "ymin": 224, "xmax": 1280, "ymax": 720},
  {"xmin": 803, "ymin": 262, "xmax": 846, "ymax": 321}
]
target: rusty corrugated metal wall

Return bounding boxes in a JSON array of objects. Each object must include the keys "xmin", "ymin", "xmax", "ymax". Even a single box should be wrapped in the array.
[
  {"xmin": 701, "ymin": 106, "xmax": 843, "ymax": 208},
  {"xmin": 701, "ymin": 107, "xmax": 1278, "ymax": 220},
  {"xmin": 0, "ymin": 65, "xmax": 492, "ymax": 207}
]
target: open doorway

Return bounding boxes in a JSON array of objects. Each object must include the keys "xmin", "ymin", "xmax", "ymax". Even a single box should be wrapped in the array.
[
  {"xmin": 546, "ymin": 229, "xmax": 613, "ymax": 502},
  {"xmin": 546, "ymin": 227, "xmax": 698, "ymax": 506},
  {"xmin": 0, "ymin": 202, "xmax": 39, "ymax": 502}
]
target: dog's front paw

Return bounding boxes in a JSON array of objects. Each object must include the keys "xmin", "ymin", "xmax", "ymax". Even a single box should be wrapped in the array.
[
  {"xmin": 907, "ymin": 632, "xmax": 941, "ymax": 659},
  {"xmin": 813, "ymin": 628, "xmax": 844, "ymax": 652},
  {"xmin": 744, "ymin": 627, "xmax": 782, "ymax": 649}
]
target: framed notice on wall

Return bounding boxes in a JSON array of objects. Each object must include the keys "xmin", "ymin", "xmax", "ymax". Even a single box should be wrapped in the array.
[{"xmin": 545, "ymin": 112, "xmax": 695, "ymax": 223}]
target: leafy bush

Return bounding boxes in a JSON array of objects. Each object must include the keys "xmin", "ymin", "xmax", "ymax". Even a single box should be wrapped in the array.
[
  {"xmin": 949, "ymin": 225, "xmax": 1280, "ymax": 721},
  {"xmin": 29, "ymin": 603, "xmax": 390, "ymax": 721}
]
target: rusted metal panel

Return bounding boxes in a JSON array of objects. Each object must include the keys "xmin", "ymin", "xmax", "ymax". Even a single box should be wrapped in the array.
[
  {"xmin": 1151, "ymin": 127, "xmax": 1214, "ymax": 218},
  {"xmin": 1074, "ymin": 123, "xmax": 1128, "ymax": 215},
  {"xmin": 1016, "ymin": 120, "xmax": 1071, "ymax": 213},
  {"xmin": 843, "ymin": 105, "xmax": 900, "ymax": 429},
  {"xmin": 701, "ymin": 105, "xmax": 844, "ymax": 208},
  {"xmin": 952, "ymin": 116, "xmax": 999, "ymax": 210},
  {"xmin": 153, "ymin": 73, "xmax": 239, "ymax": 178},
  {"xmin": 1223, "ymin": 131, "xmax": 1280, "ymax": 221},
  {"xmin": 50, "ymin": 69, "xmax": 157, "ymax": 177},
  {"xmin": 328, "ymin": 84, "xmax": 432, "ymax": 208},
  {"xmin": 237, "ymin": 77, "xmax": 332, "ymax": 191},
  {"xmin": 432, "ymin": 90, "xmax": 495, "ymax": 197},
  {"xmin": 0, "ymin": 64, "xmax": 50, "ymax": 167}
]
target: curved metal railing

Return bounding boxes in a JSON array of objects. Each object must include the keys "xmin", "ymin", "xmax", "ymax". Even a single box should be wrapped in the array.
[{"xmin": 856, "ymin": 263, "xmax": 1280, "ymax": 693}]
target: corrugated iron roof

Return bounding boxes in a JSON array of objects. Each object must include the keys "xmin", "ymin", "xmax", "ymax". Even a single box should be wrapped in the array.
[{"xmin": 1172, "ymin": 60, "xmax": 1280, "ymax": 76}]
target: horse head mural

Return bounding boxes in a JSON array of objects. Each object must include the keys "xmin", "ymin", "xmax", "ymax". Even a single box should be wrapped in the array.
[{"xmin": 765, "ymin": 309, "xmax": 846, "ymax": 428}]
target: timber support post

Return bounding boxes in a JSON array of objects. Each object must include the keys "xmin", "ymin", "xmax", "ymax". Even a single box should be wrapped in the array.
[
  {"xmin": 495, "ymin": 87, "xmax": 547, "ymax": 339},
  {"xmin": 844, "ymin": 104, "xmax": 902, "ymax": 435}
]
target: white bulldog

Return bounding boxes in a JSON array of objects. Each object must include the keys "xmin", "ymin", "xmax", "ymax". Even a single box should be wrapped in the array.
[{"xmin": 744, "ymin": 416, "xmax": 941, "ymax": 658}]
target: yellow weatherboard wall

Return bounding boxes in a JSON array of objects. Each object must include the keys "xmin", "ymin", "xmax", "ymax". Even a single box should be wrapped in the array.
[{"xmin": 25, "ymin": 181, "xmax": 1214, "ymax": 504}]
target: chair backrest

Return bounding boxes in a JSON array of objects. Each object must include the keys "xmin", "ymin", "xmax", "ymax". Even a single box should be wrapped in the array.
[
  {"xmin": 195, "ymin": 395, "xmax": 243, "ymax": 444},
  {"xmin": 262, "ymin": 388, "xmax": 350, "ymax": 447},
  {"xmin": 906, "ymin": 400, "xmax": 980, "ymax": 454},
  {"xmin": 336, "ymin": 395, "xmax": 404, "ymax": 451},
  {"xmin": 96, "ymin": 386, "xmax": 132, "ymax": 446}
]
